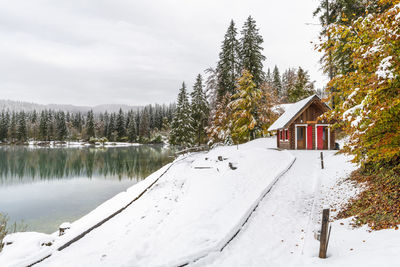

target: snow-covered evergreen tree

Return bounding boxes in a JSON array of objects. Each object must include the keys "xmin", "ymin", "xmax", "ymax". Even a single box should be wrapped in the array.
[
  {"xmin": 240, "ymin": 16, "xmax": 266, "ymax": 87},
  {"xmin": 86, "ymin": 110, "xmax": 95, "ymax": 139},
  {"xmin": 56, "ymin": 111, "xmax": 68, "ymax": 141},
  {"xmin": 0, "ymin": 111, "xmax": 9, "ymax": 141},
  {"xmin": 9, "ymin": 112, "xmax": 17, "ymax": 142},
  {"xmin": 47, "ymin": 112, "xmax": 55, "ymax": 140},
  {"xmin": 287, "ymin": 67, "xmax": 315, "ymax": 103},
  {"xmin": 17, "ymin": 111, "xmax": 27, "ymax": 142},
  {"xmin": 116, "ymin": 108, "xmax": 126, "ymax": 141},
  {"xmin": 281, "ymin": 68, "xmax": 297, "ymax": 102},
  {"xmin": 204, "ymin": 67, "xmax": 219, "ymax": 114},
  {"xmin": 217, "ymin": 20, "xmax": 241, "ymax": 100},
  {"xmin": 127, "ymin": 114, "xmax": 137, "ymax": 142},
  {"xmin": 265, "ymin": 68, "xmax": 273, "ymax": 86},
  {"xmin": 169, "ymin": 82, "xmax": 194, "ymax": 146},
  {"xmin": 39, "ymin": 111, "xmax": 48, "ymax": 141},
  {"xmin": 190, "ymin": 74, "xmax": 209, "ymax": 145},
  {"xmin": 139, "ymin": 108, "xmax": 150, "ymax": 139},
  {"xmin": 272, "ymin": 65, "xmax": 282, "ymax": 99},
  {"xmin": 107, "ymin": 113, "xmax": 115, "ymax": 141}
]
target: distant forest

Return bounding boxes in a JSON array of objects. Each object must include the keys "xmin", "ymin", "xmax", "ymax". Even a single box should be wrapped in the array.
[{"xmin": 0, "ymin": 103, "xmax": 175, "ymax": 144}]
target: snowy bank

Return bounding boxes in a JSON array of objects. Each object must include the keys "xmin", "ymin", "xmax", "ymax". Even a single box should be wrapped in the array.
[
  {"xmin": 193, "ymin": 148, "xmax": 400, "ymax": 267},
  {"xmin": 0, "ymin": 162, "xmax": 174, "ymax": 267},
  {"xmin": 0, "ymin": 138, "xmax": 295, "ymax": 267}
]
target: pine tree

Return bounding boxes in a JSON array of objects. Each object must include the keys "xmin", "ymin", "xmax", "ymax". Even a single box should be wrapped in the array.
[
  {"xmin": 127, "ymin": 114, "xmax": 137, "ymax": 142},
  {"xmin": 39, "ymin": 111, "xmax": 48, "ymax": 141},
  {"xmin": 169, "ymin": 82, "xmax": 194, "ymax": 146},
  {"xmin": 57, "ymin": 111, "xmax": 68, "ymax": 141},
  {"xmin": 103, "ymin": 111, "xmax": 109, "ymax": 138},
  {"xmin": 31, "ymin": 110, "xmax": 38, "ymax": 124},
  {"xmin": 86, "ymin": 110, "xmax": 95, "ymax": 139},
  {"xmin": 17, "ymin": 111, "xmax": 27, "ymax": 142},
  {"xmin": 139, "ymin": 108, "xmax": 150, "ymax": 139},
  {"xmin": 217, "ymin": 20, "xmax": 241, "ymax": 100},
  {"xmin": 116, "ymin": 108, "xmax": 125, "ymax": 141},
  {"xmin": 281, "ymin": 68, "xmax": 297, "ymax": 102},
  {"xmin": 204, "ymin": 67, "xmax": 219, "ymax": 113},
  {"xmin": 190, "ymin": 74, "xmax": 209, "ymax": 145},
  {"xmin": 272, "ymin": 65, "xmax": 282, "ymax": 99},
  {"xmin": 9, "ymin": 112, "xmax": 17, "ymax": 142},
  {"xmin": 107, "ymin": 113, "xmax": 115, "ymax": 141},
  {"xmin": 287, "ymin": 67, "xmax": 315, "ymax": 102},
  {"xmin": 228, "ymin": 70, "xmax": 262, "ymax": 143},
  {"xmin": 240, "ymin": 16, "xmax": 266, "ymax": 87},
  {"xmin": 47, "ymin": 112, "xmax": 55, "ymax": 140},
  {"xmin": 0, "ymin": 111, "xmax": 9, "ymax": 141},
  {"xmin": 265, "ymin": 68, "xmax": 273, "ymax": 86}
]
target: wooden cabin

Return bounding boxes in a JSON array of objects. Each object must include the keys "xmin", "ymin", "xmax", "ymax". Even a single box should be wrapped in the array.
[{"xmin": 268, "ymin": 95, "xmax": 335, "ymax": 150}]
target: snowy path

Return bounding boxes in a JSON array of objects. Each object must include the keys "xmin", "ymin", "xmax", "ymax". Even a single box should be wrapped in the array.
[
  {"xmin": 192, "ymin": 150, "xmax": 324, "ymax": 267},
  {"xmin": 30, "ymin": 138, "xmax": 294, "ymax": 267}
]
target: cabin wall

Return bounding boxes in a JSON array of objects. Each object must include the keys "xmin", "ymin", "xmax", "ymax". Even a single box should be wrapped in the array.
[
  {"xmin": 330, "ymin": 130, "xmax": 336, "ymax": 149},
  {"xmin": 277, "ymin": 129, "xmax": 290, "ymax": 149},
  {"xmin": 289, "ymin": 125, "xmax": 295, "ymax": 149},
  {"xmin": 288, "ymin": 101, "xmax": 335, "ymax": 150}
]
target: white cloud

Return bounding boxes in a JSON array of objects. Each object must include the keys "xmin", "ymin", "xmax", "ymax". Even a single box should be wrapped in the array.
[{"xmin": 0, "ymin": 0, "xmax": 326, "ymax": 106}]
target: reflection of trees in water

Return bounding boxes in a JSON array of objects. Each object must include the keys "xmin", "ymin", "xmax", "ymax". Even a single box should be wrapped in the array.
[{"xmin": 0, "ymin": 146, "xmax": 175, "ymax": 185}]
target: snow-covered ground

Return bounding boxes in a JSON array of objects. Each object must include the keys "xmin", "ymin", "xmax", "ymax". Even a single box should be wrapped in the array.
[
  {"xmin": 192, "ymin": 148, "xmax": 400, "ymax": 267},
  {"xmin": 1, "ymin": 137, "xmax": 399, "ymax": 267}
]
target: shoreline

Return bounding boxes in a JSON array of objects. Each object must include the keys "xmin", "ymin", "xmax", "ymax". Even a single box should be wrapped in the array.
[{"xmin": 0, "ymin": 141, "xmax": 165, "ymax": 148}]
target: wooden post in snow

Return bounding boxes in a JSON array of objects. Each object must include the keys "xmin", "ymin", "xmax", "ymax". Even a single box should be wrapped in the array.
[
  {"xmin": 319, "ymin": 208, "xmax": 330, "ymax": 258},
  {"xmin": 320, "ymin": 152, "xmax": 324, "ymax": 169}
]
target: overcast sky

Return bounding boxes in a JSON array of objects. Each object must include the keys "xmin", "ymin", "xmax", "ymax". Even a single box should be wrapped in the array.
[{"xmin": 0, "ymin": 0, "xmax": 326, "ymax": 106}]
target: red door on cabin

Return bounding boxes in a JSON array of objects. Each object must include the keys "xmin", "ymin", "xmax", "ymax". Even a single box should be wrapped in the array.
[
  {"xmin": 307, "ymin": 125, "xmax": 313, "ymax": 150},
  {"xmin": 317, "ymin": 126, "xmax": 324, "ymax": 150}
]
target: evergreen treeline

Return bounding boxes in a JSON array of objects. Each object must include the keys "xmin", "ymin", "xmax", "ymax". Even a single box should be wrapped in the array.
[
  {"xmin": 0, "ymin": 104, "xmax": 175, "ymax": 144},
  {"xmin": 170, "ymin": 16, "xmax": 317, "ymax": 146}
]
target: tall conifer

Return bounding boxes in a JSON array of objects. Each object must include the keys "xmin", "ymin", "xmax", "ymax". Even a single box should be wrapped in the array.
[
  {"xmin": 86, "ymin": 110, "xmax": 95, "ymax": 139},
  {"xmin": 190, "ymin": 74, "xmax": 209, "ymax": 145},
  {"xmin": 272, "ymin": 65, "xmax": 282, "ymax": 98},
  {"xmin": 240, "ymin": 16, "xmax": 266, "ymax": 87},
  {"xmin": 217, "ymin": 20, "xmax": 241, "ymax": 100},
  {"xmin": 169, "ymin": 82, "xmax": 194, "ymax": 146}
]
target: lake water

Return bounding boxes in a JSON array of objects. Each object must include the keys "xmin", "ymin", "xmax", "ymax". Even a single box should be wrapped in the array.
[{"xmin": 0, "ymin": 145, "xmax": 175, "ymax": 234}]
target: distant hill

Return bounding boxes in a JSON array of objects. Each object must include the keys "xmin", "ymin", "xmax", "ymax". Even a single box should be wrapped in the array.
[{"xmin": 0, "ymin": 99, "xmax": 142, "ymax": 113}]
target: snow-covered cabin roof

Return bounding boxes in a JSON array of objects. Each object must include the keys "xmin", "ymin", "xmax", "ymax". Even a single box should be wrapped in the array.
[
  {"xmin": 272, "ymin": 103, "xmax": 294, "ymax": 114},
  {"xmin": 268, "ymin": 95, "xmax": 330, "ymax": 131}
]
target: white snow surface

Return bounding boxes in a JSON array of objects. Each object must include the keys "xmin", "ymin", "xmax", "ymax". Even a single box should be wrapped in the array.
[
  {"xmin": 268, "ymin": 95, "xmax": 321, "ymax": 131},
  {"xmin": 272, "ymin": 103, "xmax": 294, "ymax": 114},
  {"xmin": 376, "ymin": 56, "xmax": 394, "ymax": 80},
  {"xmin": 2, "ymin": 137, "xmax": 400, "ymax": 267},
  {"xmin": 191, "ymin": 148, "xmax": 400, "ymax": 267},
  {"xmin": 1, "ymin": 138, "xmax": 294, "ymax": 267}
]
